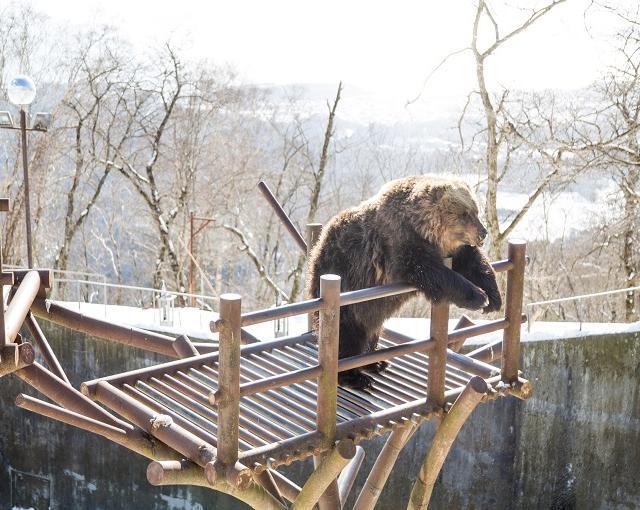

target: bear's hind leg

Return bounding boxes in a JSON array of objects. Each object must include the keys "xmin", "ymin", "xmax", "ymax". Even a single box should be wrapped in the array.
[
  {"xmin": 361, "ymin": 331, "xmax": 388, "ymax": 374},
  {"xmin": 337, "ymin": 312, "xmax": 375, "ymax": 390}
]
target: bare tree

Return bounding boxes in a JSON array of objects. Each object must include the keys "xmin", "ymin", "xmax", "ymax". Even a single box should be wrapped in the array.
[{"xmin": 468, "ymin": 0, "xmax": 567, "ymax": 258}]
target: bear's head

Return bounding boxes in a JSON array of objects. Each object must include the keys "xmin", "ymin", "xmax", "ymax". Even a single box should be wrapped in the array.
[{"xmin": 406, "ymin": 177, "xmax": 488, "ymax": 256}]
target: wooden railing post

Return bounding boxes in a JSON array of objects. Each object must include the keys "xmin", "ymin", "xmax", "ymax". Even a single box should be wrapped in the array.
[
  {"xmin": 315, "ymin": 274, "xmax": 341, "ymax": 509},
  {"xmin": 427, "ymin": 258, "xmax": 451, "ymax": 409},
  {"xmin": 316, "ymin": 273, "xmax": 340, "ymax": 446},
  {"xmin": 217, "ymin": 293, "xmax": 242, "ymax": 466},
  {"xmin": 306, "ymin": 223, "xmax": 323, "ymax": 331},
  {"xmin": 501, "ymin": 240, "xmax": 526, "ymax": 384}
]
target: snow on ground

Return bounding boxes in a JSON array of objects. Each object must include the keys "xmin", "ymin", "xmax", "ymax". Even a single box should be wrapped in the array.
[{"xmin": 54, "ymin": 301, "xmax": 640, "ymax": 346}]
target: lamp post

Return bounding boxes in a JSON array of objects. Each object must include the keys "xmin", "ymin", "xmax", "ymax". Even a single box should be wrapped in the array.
[
  {"xmin": 189, "ymin": 211, "xmax": 215, "ymax": 306},
  {"xmin": 0, "ymin": 75, "xmax": 51, "ymax": 268}
]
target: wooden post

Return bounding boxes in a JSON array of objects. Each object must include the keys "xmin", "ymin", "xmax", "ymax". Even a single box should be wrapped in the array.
[
  {"xmin": 4, "ymin": 270, "xmax": 41, "ymax": 344},
  {"xmin": 148, "ymin": 460, "xmax": 287, "ymax": 510},
  {"xmin": 337, "ymin": 445, "xmax": 365, "ymax": 505},
  {"xmin": 407, "ymin": 376, "xmax": 487, "ymax": 510},
  {"xmin": 316, "ymin": 274, "xmax": 340, "ymax": 447},
  {"xmin": 306, "ymin": 223, "xmax": 323, "ymax": 331},
  {"xmin": 293, "ymin": 439, "xmax": 356, "ymax": 510},
  {"xmin": 25, "ymin": 313, "xmax": 70, "ymax": 384},
  {"xmin": 0, "ymin": 213, "xmax": 6, "ymax": 346},
  {"xmin": 353, "ymin": 421, "xmax": 417, "ymax": 510},
  {"xmin": 427, "ymin": 258, "xmax": 451, "ymax": 409},
  {"xmin": 217, "ymin": 293, "xmax": 242, "ymax": 467},
  {"xmin": 501, "ymin": 240, "xmax": 526, "ymax": 384},
  {"xmin": 315, "ymin": 273, "xmax": 341, "ymax": 509}
]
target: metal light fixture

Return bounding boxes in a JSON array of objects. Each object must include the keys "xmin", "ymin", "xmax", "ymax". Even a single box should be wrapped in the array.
[
  {"xmin": 0, "ymin": 111, "xmax": 13, "ymax": 127},
  {"xmin": 0, "ymin": 74, "xmax": 51, "ymax": 268},
  {"xmin": 7, "ymin": 75, "xmax": 36, "ymax": 106},
  {"xmin": 31, "ymin": 112, "xmax": 51, "ymax": 132}
]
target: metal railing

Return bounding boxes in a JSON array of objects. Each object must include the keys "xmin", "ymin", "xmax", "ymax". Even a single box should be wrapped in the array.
[{"xmin": 525, "ymin": 285, "xmax": 640, "ymax": 331}]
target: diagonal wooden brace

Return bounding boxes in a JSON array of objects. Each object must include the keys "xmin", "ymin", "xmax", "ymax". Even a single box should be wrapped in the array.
[
  {"xmin": 407, "ymin": 376, "xmax": 488, "ymax": 510},
  {"xmin": 292, "ymin": 438, "xmax": 356, "ymax": 510}
]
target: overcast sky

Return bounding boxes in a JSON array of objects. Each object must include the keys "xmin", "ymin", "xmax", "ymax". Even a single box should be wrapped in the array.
[{"xmin": 29, "ymin": 0, "xmax": 628, "ymax": 114}]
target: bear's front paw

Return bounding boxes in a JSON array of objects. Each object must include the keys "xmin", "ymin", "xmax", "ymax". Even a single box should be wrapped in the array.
[
  {"xmin": 483, "ymin": 289, "xmax": 502, "ymax": 313},
  {"xmin": 458, "ymin": 285, "xmax": 489, "ymax": 311}
]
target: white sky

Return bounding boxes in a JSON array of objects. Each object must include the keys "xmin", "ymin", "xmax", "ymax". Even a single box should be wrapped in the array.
[{"xmin": 30, "ymin": 0, "xmax": 627, "ymax": 107}]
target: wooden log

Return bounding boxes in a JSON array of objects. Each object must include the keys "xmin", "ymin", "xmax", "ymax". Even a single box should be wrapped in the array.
[
  {"xmin": 0, "ymin": 342, "xmax": 35, "ymax": 376},
  {"xmin": 338, "ymin": 445, "xmax": 365, "ymax": 506},
  {"xmin": 16, "ymin": 393, "xmax": 128, "ymax": 440},
  {"xmin": 427, "ymin": 258, "xmax": 451, "ymax": 409},
  {"xmin": 258, "ymin": 181, "xmax": 307, "ymax": 254},
  {"xmin": 467, "ymin": 339, "xmax": 502, "ymax": 363},
  {"xmin": 269, "ymin": 469, "xmax": 302, "ymax": 503},
  {"xmin": 15, "ymin": 382, "xmax": 180, "ymax": 462},
  {"xmin": 353, "ymin": 421, "xmax": 416, "ymax": 510},
  {"xmin": 94, "ymin": 380, "xmax": 216, "ymax": 467},
  {"xmin": 292, "ymin": 439, "xmax": 356, "ymax": 510},
  {"xmin": 11, "ymin": 269, "xmax": 53, "ymax": 289},
  {"xmin": 316, "ymin": 274, "xmax": 341, "ymax": 448},
  {"xmin": 4, "ymin": 270, "xmax": 40, "ymax": 343},
  {"xmin": 31, "ymin": 298, "xmax": 177, "ymax": 358},
  {"xmin": 148, "ymin": 459, "xmax": 286, "ymax": 510},
  {"xmin": 24, "ymin": 312, "xmax": 70, "ymax": 384},
  {"xmin": 254, "ymin": 469, "xmax": 286, "ymax": 505},
  {"xmin": 407, "ymin": 376, "xmax": 487, "ymax": 510},
  {"xmin": 172, "ymin": 334, "xmax": 200, "ymax": 358},
  {"xmin": 216, "ymin": 293, "xmax": 242, "ymax": 466},
  {"xmin": 15, "ymin": 362, "xmax": 127, "ymax": 428},
  {"xmin": 449, "ymin": 315, "xmax": 475, "ymax": 352},
  {"xmin": 315, "ymin": 274, "xmax": 341, "ymax": 510},
  {"xmin": 501, "ymin": 240, "xmax": 526, "ymax": 383},
  {"xmin": 82, "ymin": 331, "xmax": 314, "ymax": 397}
]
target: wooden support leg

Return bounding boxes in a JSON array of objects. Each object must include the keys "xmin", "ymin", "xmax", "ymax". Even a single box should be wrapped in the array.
[
  {"xmin": 407, "ymin": 376, "xmax": 487, "ymax": 510},
  {"xmin": 353, "ymin": 421, "xmax": 417, "ymax": 510},
  {"xmin": 292, "ymin": 439, "xmax": 356, "ymax": 510},
  {"xmin": 147, "ymin": 460, "xmax": 287, "ymax": 510},
  {"xmin": 315, "ymin": 274, "xmax": 341, "ymax": 509},
  {"xmin": 0, "ymin": 342, "xmax": 34, "ymax": 377},
  {"xmin": 337, "ymin": 445, "xmax": 365, "ymax": 506},
  {"xmin": 269, "ymin": 469, "xmax": 302, "ymax": 503}
]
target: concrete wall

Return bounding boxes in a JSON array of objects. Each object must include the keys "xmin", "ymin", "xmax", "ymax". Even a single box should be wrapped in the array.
[{"xmin": 1, "ymin": 324, "xmax": 638, "ymax": 509}]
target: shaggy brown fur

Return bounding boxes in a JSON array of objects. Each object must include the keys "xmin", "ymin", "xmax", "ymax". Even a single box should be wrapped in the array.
[{"xmin": 305, "ymin": 175, "xmax": 501, "ymax": 389}]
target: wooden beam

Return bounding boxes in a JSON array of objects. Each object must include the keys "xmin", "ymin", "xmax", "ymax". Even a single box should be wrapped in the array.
[
  {"xmin": 407, "ymin": 376, "xmax": 487, "ymax": 509},
  {"xmin": 292, "ymin": 439, "xmax": 356, "ymax": 510},
  {"xmin": 216, "ymin": 293, "xmax": 242, "ymax": 466}
]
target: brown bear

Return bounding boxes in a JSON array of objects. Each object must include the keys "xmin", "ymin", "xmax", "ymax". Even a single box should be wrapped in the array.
[{"xmin": 305, "ymin": 175, "xmax": 501, "ymax": 389}]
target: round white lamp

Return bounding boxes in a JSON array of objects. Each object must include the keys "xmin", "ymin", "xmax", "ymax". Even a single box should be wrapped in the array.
[{"xmin": 7, "ymin": 74, "xmax": 36, "ymax": 106}]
